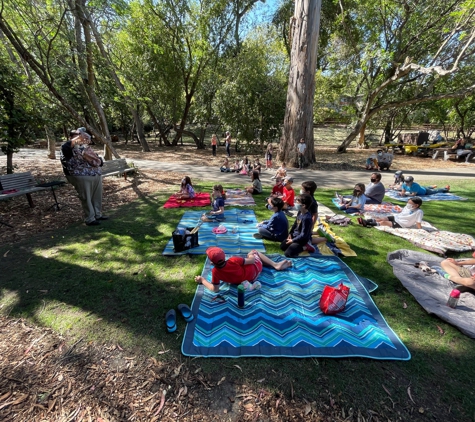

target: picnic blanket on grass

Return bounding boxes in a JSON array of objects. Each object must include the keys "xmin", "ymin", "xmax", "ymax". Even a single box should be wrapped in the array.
[
  {"xmin": 375, "ymin": 226, "xmax": 475, "ymax": 255},
  {"xmin": 364, "ymin": 202, "xmax": 403, "ymax": 218},
  {"xmin": 385, "ymin": 189, "xmax": 467, "ymax": 202},
  {"xmin": 163, "ymin": 208, "xmax": 265, "ymax": 255},
  {"xmin": 387, "ymin": 249, "xmax": 475, "ymax": 338},
  {"xmin": 224, "ymin": 189, "xmax": 256, "ymax": 206},
  {"xmin": 163, "ymin": 192, "xmax": 211, "ymax": 208},
  {"xmin": 182, "ymin": 255, "xmax": 410, "ymax": 359}
]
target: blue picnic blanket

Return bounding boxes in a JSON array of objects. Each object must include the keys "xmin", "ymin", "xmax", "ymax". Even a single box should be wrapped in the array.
[
  {"xmin": 163, "ymin": 208, "xmax": 265, "ymax": 255},
  {"xmin": 182, "ymin": 255, "xmax": 410, "ymax": 360},
  {"xmin": 385, "ymin": 189, "xmax": 467, "ymax": 202}
]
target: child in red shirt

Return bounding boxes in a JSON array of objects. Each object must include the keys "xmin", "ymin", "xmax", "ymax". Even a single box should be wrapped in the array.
[
  {"xmin": 195, "ymin": 247, "xmax": 292, "ymax": 293},
  {"xmin": 281, "ymin": 177, "xmax": 295, "ymax": 210}
]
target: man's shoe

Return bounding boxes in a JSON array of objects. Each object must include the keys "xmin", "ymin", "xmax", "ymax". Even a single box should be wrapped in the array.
[
  {"xmin": 96, "ymin": 215, "xmax": 109, "ymax": 220},
  {"xmin": 357, "ymin": 217, "xmax": 367, "ymax": 227},
  {"xmin": 305, "ymin": 241, "xmax": 316, "ymax": 253},
  {"xmin": 86, "ymin": 220, "xmax": 100, "ymax": 226},
  {"xmin": 253, "ymin": 233, "xmax": 263, "ymax": 239}
]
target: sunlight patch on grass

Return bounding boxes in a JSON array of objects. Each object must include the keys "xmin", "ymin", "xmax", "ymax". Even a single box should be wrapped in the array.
[{"xmin": 0, "ymin": 289, "xmax": 20, "ymax": 315}]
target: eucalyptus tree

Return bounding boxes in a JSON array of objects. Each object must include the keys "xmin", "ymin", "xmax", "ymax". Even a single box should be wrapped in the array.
[
  {"xmin": 0, "ymin": 0, "xmax": 120, "ymax": 158},
  {"xmin": 280, "ymin": 0, "xmax": 322, "ymax": 166},
  {"xmin": 330, "ymin": 0, "xmax": 475, "ymax": 152}
]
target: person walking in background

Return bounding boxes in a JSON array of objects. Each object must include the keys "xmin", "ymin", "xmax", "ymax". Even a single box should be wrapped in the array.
[
  {"xmin": 297, "ymin": 138, "xmax": 307, "ymax": 169},
  {"xmin": 211, "ymin": 134, "xmax": 218, "ymax": 157},
  {"xmin": 60, "ymin": 128, "xmax": 107, "ymax": 226},
  {"xmin": 225, "ymin": 131, "xmax": 232, "ymax": 157},
  {"xmin": 265, "ymin": 144, "xmax": 273, "ymax": 170}
]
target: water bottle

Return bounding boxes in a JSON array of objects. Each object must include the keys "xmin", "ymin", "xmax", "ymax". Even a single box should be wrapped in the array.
[
  {"xmin": 237, "ymin": 284, "xmax": 245, "ymax": 308},
  {"xmin": 446, "ymin": 289, "xmax": 460, "ymax": 309}
]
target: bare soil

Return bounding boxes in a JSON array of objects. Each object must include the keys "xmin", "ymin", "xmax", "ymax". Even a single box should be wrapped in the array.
[{"xmin": 0, "ymin": 142, "xmax": 467, "ymax": 421}]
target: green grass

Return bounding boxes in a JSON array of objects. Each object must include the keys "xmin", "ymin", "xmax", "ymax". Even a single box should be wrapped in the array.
[{"xmin": 1, "ymin": 180, "xmax": 475, "ymax": 420}]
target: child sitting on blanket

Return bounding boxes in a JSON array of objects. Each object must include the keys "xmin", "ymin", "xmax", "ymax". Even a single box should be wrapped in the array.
[
  {"xmin": 195, "ymin": 247, "xmax": 292, "ymax": 292},
  {"xmin": 271, "ymin": 162, "xmax": 287, "ymax": 180},
  {"xmin": 255, "ymin": 197, "xmax": 289, "ymax": 242},
  {"xmin": 440, "ymin": 257, "xmax": 475, "ymax": 289},
  {"xmin": 201, "ymin": 185, "xmax": 225, "ymax": 222},
  {"xmin": 337, "ymin": 183, "xmax": 366, "ymax": 214},
  {"xmin": 174, "ymin": 176, "xmax": 195, "ymax": 200},
  {"xmin": 358, "ymin": 197, "xmax": 423, "ymax": 229},
  {"xmin": 280, "ymin": 194, "xmax": 313, "ymax": 257}
]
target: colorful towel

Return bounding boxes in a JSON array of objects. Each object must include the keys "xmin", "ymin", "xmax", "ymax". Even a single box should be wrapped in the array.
[
  {"xmin": 182, "ymin": 255, "xmax": 410, "ymax": 360},
  {"xmin": 375, "ymin": 226, "xmax": 475, "ymax": 255},
  {"xmin": 385, "ymin": 189, "xmax": 467, "ymax": 202},
  {"xmin": 364, "ymin": 202, "xmax": 403, "ymax": 217},
  {"xmin": 163, "ymin": 208, "xmax": 265, "ymax": 255},
  {"xmin": 224, "ymin": 189, "xmax": 256, "ymax": 206},
  {"xmin": 387, "ymin": 249, "xmax": 475, "ymax": 338},
  {"xmin": 163, "ymin": 192, "xmax": 211, "ymax": 208}
]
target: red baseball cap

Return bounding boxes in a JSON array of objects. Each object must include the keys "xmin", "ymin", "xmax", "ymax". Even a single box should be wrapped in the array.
[{"xmin": 206, "ymin": 247, "xmax": 225, "ymax": 265}]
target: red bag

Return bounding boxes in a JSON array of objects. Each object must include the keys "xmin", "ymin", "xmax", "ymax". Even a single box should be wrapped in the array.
[{"xmin": 319, "ymin": 283, "xmax": 350, "ymax": 315}]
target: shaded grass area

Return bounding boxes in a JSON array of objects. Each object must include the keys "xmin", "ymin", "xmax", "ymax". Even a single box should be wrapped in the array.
[{"xmin": 1, "ymin": 180, "xmax": 475, "ymax": 421}]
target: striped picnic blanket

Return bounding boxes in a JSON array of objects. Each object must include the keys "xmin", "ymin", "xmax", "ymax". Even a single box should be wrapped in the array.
[
  {"xmin": 162, "ymin": 208, "xmax": 265, "ymax": 255},
  {"xmin": 182, "ymin": 255, "xmax": 410, "ymax": 360}
]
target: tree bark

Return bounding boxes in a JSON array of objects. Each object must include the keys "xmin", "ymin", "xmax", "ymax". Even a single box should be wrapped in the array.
[
  {"xmin": 45, "ymin": 126, "xmax": 56, "ymax": 159},
  {"xmin": 280, "ymin": 0, "xmax": 321, "ymax": 167}
]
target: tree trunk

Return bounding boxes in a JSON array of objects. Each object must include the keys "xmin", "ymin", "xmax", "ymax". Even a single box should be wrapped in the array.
[
  {"xmin": 357, "ymin": 122, "xmax": 366, "ymax": 148},
  {"xmin": 172, "ymin": 93, "xmax": 194, "ymax": 146},
  {"xmin": 6, "ymin": 152, "xmax": 13, "ymax": 174},
  {"xmin": 45, "ymin": 126, "xmax": 56, "ymax": 159},
  {"xmin": 280, "ymin": 0, "xmax": 321, "ymax": 167},
  {"xmin": 132, "ymin": 105, "xmax": 150, "ymax": 152}
]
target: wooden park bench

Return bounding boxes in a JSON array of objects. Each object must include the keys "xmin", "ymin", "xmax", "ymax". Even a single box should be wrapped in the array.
[
  {"xmin": 0, "ymin": 172, "xmax": 48, "ymax": 208},
  {"xmin": 101, "ymin": 158, "xmax": 136, "ymax": 180}
]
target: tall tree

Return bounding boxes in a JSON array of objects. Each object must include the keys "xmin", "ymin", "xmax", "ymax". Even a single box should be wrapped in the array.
[
  {"xmin": 280, "ymin": 0, "xmax": 322, "ymax": 167},
  {"xmin": 331, "ymin": 0, "xmax": 475, "ymax": 152},
  {"xmin": 0, "ymin": 0, "xmax": 120, "ymax": 158}
]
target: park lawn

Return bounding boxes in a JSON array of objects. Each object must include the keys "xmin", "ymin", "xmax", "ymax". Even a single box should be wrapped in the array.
[{"xmin": 1, "ymin": 179, "xmax": 475, "ymax": 420}]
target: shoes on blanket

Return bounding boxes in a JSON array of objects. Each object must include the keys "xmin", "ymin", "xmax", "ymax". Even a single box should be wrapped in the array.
[
  {"xmin": 305, "ymin": 241, "xmax": 316, "ymax": 253},
  {"xmin": 357, "ymin": 217, "xmax": 377, "ymax": 227},
  {"xmin": 241, "ymin": 280, "xmax": 262, "ymax": 291}
]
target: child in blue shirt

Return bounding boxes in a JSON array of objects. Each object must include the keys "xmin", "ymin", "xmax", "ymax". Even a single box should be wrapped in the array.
[
  {"xmin": 255, "ymin": 197, "xmax": 289, "ymax": 241},
  {"xmin": 202, "ymin": 185, "xmax": 225, "ymax": 221},
  {"xmin": 280, "ymin": 194, "xmax": 313, "ymax": 257},
  {"xmin": 338, "ymin": 183, "xmax": 366, "ymax": 214}
]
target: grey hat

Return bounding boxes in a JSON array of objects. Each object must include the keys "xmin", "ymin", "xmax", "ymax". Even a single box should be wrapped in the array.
[
  {"xmin": 404, "ymin": 176, "xmax": 414, "ymax": 183},
  {"xmin": 283, "ymin": 177, "xmax": 294, "ymax": 184}
]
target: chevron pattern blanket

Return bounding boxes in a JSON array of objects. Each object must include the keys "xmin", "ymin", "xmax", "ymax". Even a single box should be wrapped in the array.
[{"xmin": 182, "ymin": 255, "xmax": 410, "ymax": 360}]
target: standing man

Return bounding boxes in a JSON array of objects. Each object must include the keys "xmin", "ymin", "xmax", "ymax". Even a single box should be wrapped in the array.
[
  {"xmin": 365, "ymin": 172, "xmax": 385, "ymax": 204},
  {"xmin": 297, "ymin": 138, "xmax": 306, "ymax": 169},
  {"xmin": 225, "ymin": 131, "xmax": 231, "ymax": 157},
  {"xmin": 60, "ymin": 128, "xmax": 108, "ymax": 226}
]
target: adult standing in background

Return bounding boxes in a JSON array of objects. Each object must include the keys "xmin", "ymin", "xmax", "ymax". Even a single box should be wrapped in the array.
[
  {"xmin": 225, "ymin": 131, "xmax": 231, "ymax": 157},
  {"xmin": 365, "ymin": 172, "xmax": 385, "ymax": 204},
  {"xmin": 211, "ymin": 134, "xmax": 218, "ymax": 157},
  {"xmin": 60, "ymin": 128, "xmax": 107, "ymax": 226}
]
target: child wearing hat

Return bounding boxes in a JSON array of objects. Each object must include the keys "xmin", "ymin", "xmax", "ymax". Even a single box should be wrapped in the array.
[{"xmin": 195, "ymin": 247, "xmax": 292, "ymax": 293}]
